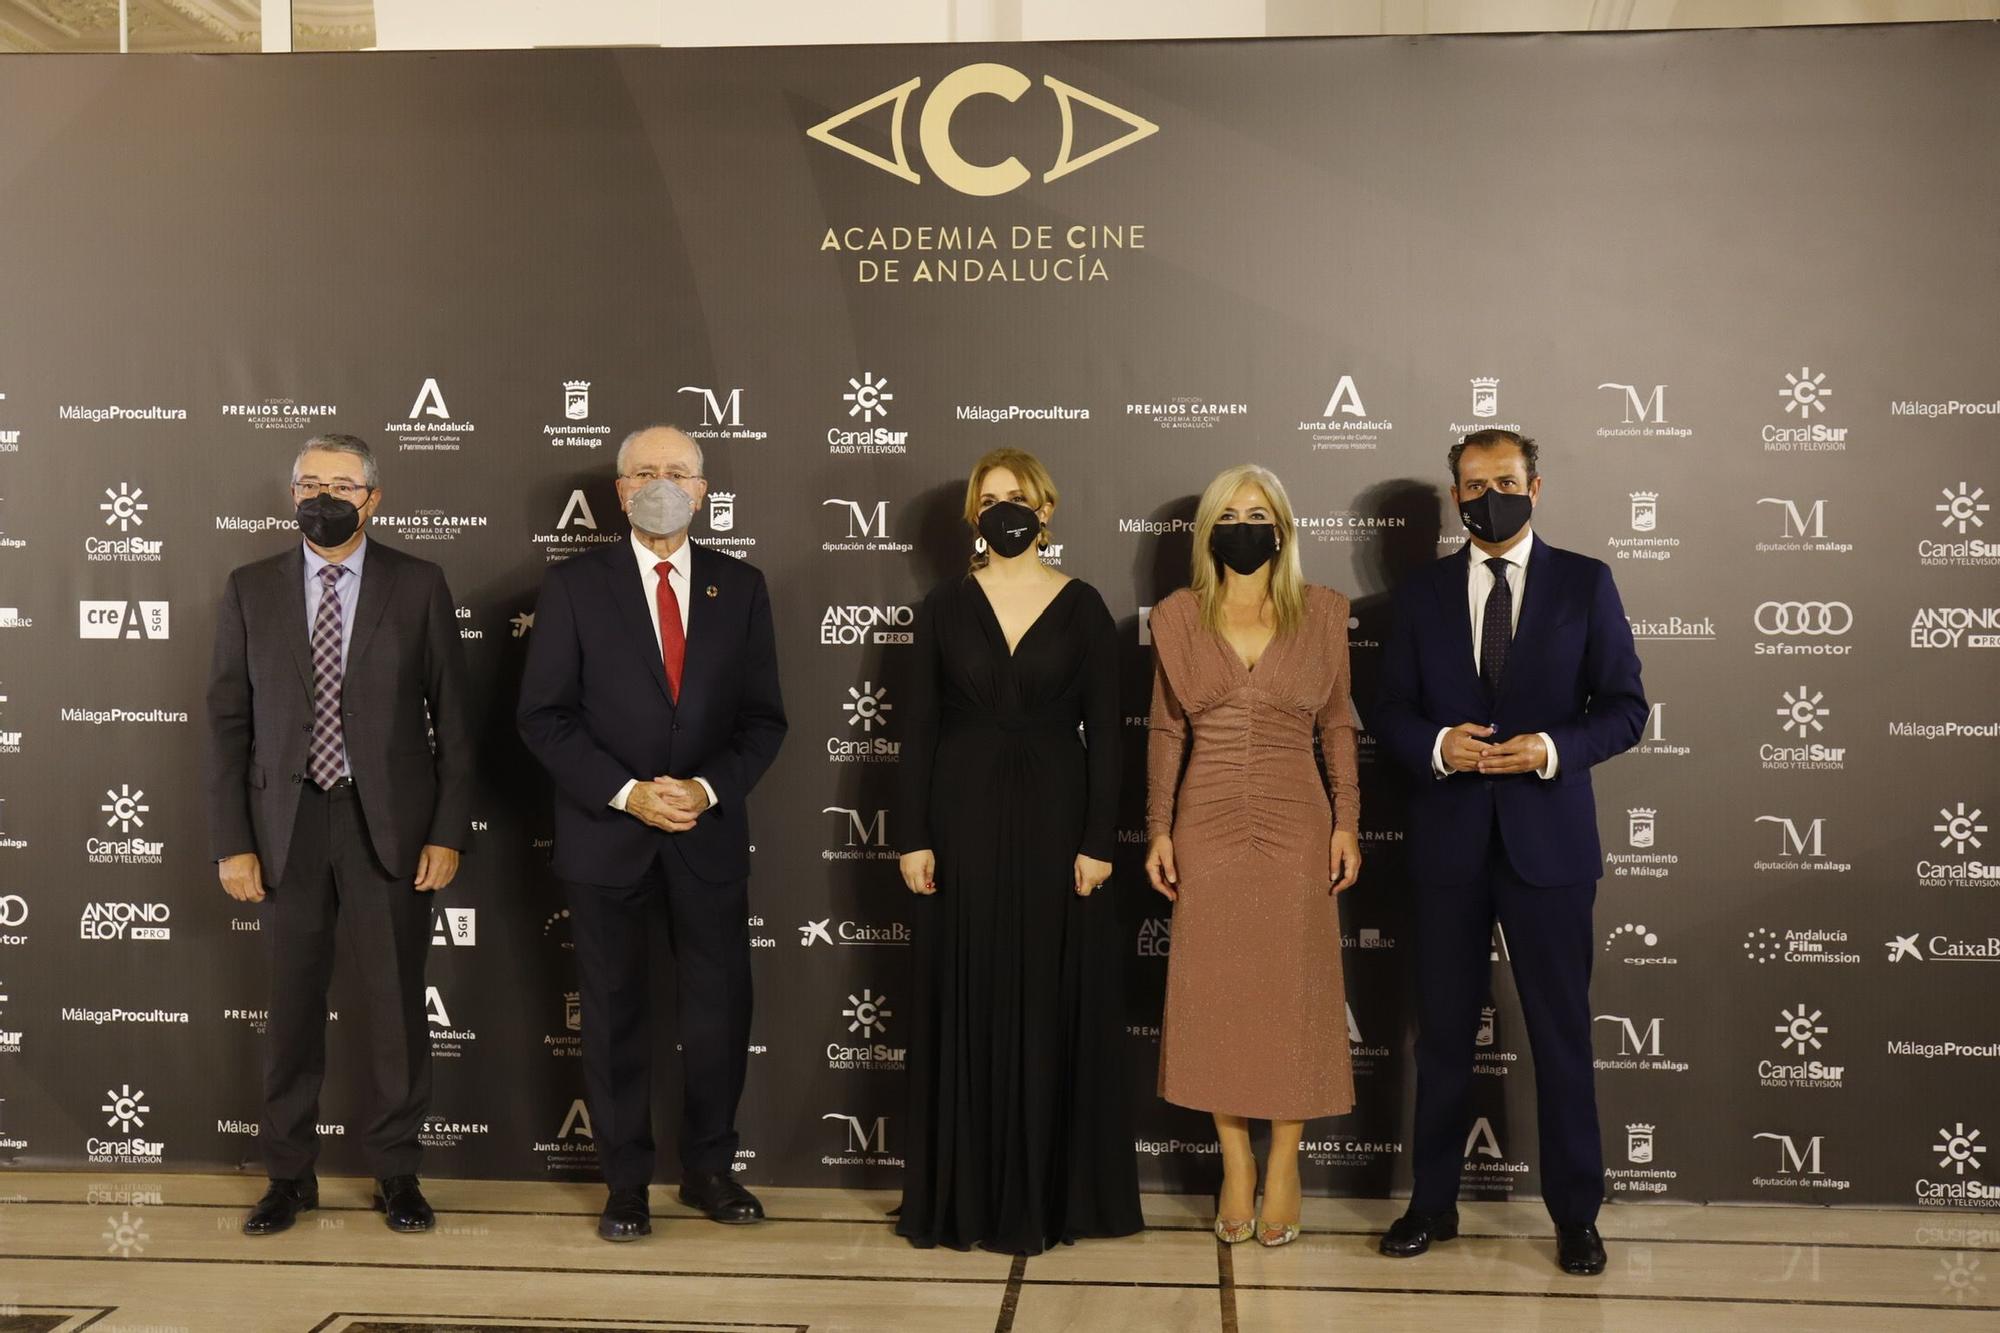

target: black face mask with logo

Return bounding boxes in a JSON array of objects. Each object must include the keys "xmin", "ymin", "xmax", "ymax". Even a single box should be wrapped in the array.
[
  {"xmin": 977, "ymin": 500, "xmax": 1040, "ymax": 558},
  {"xmin": 296, "ymin": 494, "xmax": 363, "ymax": 547},
  {"xmin": 1209, "ymin": 521, "xmax": 1279, "ymax": 576},
  {"xmin": 1459, "ymin": 489, "xmax": 1533, "ymax": 545}
]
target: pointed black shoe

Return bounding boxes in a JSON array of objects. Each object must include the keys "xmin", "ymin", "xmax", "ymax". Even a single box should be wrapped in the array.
[
  {"xmin": 678, "ymin": 1169, "xmax": 764, "ymax": 1224},
  {"xmin": 598, "ymin": 1188, "xmax": 652, "ymax": 1242},
  {"xmin": 1378, "ymin": 1209, "xmax": 1459, "ymax": 1257},
  {"xmin": 1557, "ymin": 1224, "xmax": 1607, "ymax": 1275},
  {"xmin": 243, "ymin": 1176, "xmax": 317, "ymax": 1236},
  {"xmin": 372, "ymin": 1174, "xmax": 436, "ymax": 1232}
]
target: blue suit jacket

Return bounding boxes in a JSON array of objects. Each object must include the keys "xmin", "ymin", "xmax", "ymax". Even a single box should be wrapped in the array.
[
  {"xmin": 517, "ymin": 538, "xmax": 788, "ymax": 887},
  {"xmin": 1369, "ymin": 536, "xmax": 1646, "ymax": 887}
]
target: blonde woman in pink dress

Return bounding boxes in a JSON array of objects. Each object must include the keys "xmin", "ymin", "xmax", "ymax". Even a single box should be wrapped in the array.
[{"xmin": 1143, "ymin": 463, "xmax": 1362, "ymax": 1248}]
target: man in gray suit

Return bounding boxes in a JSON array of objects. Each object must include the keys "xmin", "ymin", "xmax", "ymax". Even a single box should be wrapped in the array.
[{"xmin": 206, "ymin": 433, "xmax": 474, "ymax": 1237}]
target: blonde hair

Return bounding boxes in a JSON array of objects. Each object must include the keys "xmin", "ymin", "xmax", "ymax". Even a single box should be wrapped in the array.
[
  {"xmin": 1189, "ymin": 463, "xmax": 1306, "ymax": 635},
  {"xmin": 964, "ymin": 447, "xmax": 1059, "ymax": 571}
]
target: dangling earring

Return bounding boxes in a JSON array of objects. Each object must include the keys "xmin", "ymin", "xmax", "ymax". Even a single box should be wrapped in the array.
[
  {"xmin": 973, "ymin": 535, "xmax": 989, "ymax": 555},
  {"xmin": 1036, "ymin": 523, "xmax": 1050, "ymax": 552}
]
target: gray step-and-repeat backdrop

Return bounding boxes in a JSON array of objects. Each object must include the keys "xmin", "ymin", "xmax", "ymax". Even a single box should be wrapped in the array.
[{"xmin": 0, "ymin": 24, "xmax": 1993, "ymax": 1212}]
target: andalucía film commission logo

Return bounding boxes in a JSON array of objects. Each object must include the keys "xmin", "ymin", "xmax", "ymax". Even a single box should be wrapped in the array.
[{"xmin": 809, "ymin": 62, "xmax": 1158, "ymax": 285}]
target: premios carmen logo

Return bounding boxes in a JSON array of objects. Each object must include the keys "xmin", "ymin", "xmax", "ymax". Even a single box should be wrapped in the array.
[{"xmin": 810, "ymin": 63, "xmax": 1157, "ymax": 284}]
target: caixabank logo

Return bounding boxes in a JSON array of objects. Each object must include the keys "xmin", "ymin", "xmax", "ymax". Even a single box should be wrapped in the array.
[{"xmin": 810, "ymin": 63, "xmax": 1157, "ymax": 284}]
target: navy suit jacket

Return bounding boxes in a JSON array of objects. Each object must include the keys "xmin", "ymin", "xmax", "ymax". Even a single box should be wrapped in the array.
[
  {"xmin": 517, "ymin": 538, "xmax": 787, "ymax": 886},
  {"xmin": 1370, "ymin": 536, "xmax": 1646, "ymax": 887}
]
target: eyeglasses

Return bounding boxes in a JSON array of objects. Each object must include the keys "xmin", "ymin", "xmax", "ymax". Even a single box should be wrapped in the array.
[
  {"xmin": 292, "ymin": 481, "xmax": 373, "ymax": 501},
  {"xmin": 622, "ymin": 469, "xmax": 703, "ymax": 485}
]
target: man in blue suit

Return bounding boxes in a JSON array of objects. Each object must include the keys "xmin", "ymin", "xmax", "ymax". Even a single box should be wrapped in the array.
[
  {"xmin": 1370, "ymin": 429, "xmax": 1646, "ymax": 1276},
  {"xmin": 519, "ymin": 425, "xmax": 787, "ymax": 1242}
]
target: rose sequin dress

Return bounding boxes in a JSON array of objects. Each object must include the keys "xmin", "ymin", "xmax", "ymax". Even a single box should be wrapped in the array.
[{"xmin": 1146, "ymin": 584, "xmax": 1360, "ymax": 1120}]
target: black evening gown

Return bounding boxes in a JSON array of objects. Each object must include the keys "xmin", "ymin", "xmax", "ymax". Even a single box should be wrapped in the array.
[{"xmin": 892, "ymin": 574, "xmax": 1144, "ymax": 1254}]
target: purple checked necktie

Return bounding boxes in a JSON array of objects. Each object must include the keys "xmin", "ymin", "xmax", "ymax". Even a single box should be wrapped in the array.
[
  {"xmin": 1479, "ymin": 556, "xmax": 1512, "ymax": 702},
  {"xmin": 307, "ymin": 564, "xmax": 348, "ymax": 788}
]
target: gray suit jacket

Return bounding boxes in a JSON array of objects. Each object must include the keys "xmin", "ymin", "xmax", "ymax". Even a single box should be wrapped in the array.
[{"xmin": 205, "ymin": 536, "xmax": 475, "ymax": 883}]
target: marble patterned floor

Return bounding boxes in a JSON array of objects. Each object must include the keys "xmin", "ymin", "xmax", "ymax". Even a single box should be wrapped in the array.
[{"xmin": 0, "ymin": 1174, "xmax": 1993, "ymax": 1331}]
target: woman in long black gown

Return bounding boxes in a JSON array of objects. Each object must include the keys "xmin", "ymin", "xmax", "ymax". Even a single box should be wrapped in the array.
[{"xmin": 893, "ymin": 447, "xmax": 1143, "ymax": 1254}]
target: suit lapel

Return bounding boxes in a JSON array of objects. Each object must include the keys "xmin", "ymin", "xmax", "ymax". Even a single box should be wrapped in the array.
[
  {"xmin": 345, "ymin": 542, "xmax": 399, "ymax": 670},
  {"xmin": 1496, "ymin": 535, "xmax": 1559, "ymax": 709},
  {"xmin": 277, "ymin": 546, "xmax": 313, "ymax": 694},
  {"xmin": 1437, "ymin": 545, "xmax": 1483, "ymax": 701},
  {"xmin": 680, "ymin": 542, "xmax": 720, "ymax": 715},
  {"xmin": 606, "ymin": 540, "xmax": 676, "ymax": 707}
]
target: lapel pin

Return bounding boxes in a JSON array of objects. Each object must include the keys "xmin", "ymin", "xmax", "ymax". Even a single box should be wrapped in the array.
[{"xmin": 705, "ymin": 585, "xmax": 719, "ymax": 598}]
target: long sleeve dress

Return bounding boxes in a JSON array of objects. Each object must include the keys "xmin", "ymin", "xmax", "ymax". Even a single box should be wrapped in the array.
[
  {"xmin": 1145, "ymin": 584, "xmax": 1361, "ymax": 1121},
  {"xmin": 893, "ymin": 574, "xmax": 1145, "ymax": 1254}
]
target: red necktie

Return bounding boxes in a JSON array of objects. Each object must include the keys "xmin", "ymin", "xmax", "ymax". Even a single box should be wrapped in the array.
[{"xmin": 654, "ymin": 560, "xmax": 685, "ymax": 701}]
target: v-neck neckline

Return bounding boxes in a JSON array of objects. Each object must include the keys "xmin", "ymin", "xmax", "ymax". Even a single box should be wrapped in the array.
[
  {"xmin": 970, "ymin": 573, "xmax": 1074, "ymax": 659},
  {"xmin": 1216, "ymin": 603, "xmax": 1278, "ymax": 678},
  {"xmin": 1224, "ymin": 627, "xmax": 1276, "ymax": 678}
]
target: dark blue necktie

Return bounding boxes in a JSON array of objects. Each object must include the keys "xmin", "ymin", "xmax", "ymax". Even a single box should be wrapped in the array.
[{"xmin": 1480, "ymin": 556, "xmax": 1512, "ymax": 702}]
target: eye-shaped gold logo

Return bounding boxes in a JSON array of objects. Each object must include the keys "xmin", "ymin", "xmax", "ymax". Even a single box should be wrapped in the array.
[{"xmin": 807, "ymin": 62, "xmax": 1158, "ymax": 197}]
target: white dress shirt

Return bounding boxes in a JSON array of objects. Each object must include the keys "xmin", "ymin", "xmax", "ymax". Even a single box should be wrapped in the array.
[
  {"xmin": 1431, "ymin": 528, "xmax": 1559, "ymax": 780},
  {"xmin": 611, "ymin": 531, "xmax": 718, "ymax": 813}
]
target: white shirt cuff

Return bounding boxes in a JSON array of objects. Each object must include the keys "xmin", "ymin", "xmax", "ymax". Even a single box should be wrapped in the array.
[
  {"xmin": 1431, "ymin": 728, "xmax": 1452, "ymax": 779},
  {"xmin": 1536, "ymin": 732, "xmax": 1559, "ymax": 780},
  {"xmin": 610, "ymin": 778, "xmax": 637, "ymax": 811},
  {"xmin": 693, "ymin": 776, "xmax": 719, "ymax": 810}
]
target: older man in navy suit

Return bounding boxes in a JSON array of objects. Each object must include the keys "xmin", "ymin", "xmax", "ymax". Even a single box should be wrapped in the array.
[
  {"xmin": 518, "ymin": 424, "xmax": 786, "ymax": 1242},
  {"xmin": 1370, "ymin": 429, "xmax": 1646, "ymax": 1276}
]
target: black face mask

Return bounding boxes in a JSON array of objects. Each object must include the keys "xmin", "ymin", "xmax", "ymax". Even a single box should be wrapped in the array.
[
  {"xmin": 977, "ymin": 500, "xmax": 1040, "ymax": 558},
  {"xmin": 1210, "ymin": 521, "xmax": 1279, "ymax": 576},
  {"xmin": 296, "ymin": 494, "xmax": 363, "ymax": 548},
  {"xmin": 1459, "ymin": 489, "xmax": 1533, "ymax": 545}
]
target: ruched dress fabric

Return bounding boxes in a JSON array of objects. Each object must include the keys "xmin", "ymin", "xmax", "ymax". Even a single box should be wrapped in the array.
[
  {"xmin": 1146, "ymin": 584, "xmax": 1361, "ymax": 1121},
  {"xmin": 893, "ymin": 574, "xmax": 1144, "ymax": 1254}
]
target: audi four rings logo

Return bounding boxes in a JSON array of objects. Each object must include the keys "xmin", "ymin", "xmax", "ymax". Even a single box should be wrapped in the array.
[
  {"xmin": 1755, "ymin": 601, "xmax": 1854, "ymax": 635},
  {"xmin": 0, "ymin": 895, "xmax": 25, "ymax": 927}
]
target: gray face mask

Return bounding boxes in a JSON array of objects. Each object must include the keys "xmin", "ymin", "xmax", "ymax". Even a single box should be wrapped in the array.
[{"xmin": 626, "ymin": 478, "xmax": 694, "ymax": 536}]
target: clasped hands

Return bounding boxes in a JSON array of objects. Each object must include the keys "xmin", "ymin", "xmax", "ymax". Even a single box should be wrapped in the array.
[
  {"xmin": 1441, "ymin": 723, "xmax": 1546, "ymax": 776},
  {"xmin": 625, "ymin": 776, "xmax": 712, "ymax": 832}
]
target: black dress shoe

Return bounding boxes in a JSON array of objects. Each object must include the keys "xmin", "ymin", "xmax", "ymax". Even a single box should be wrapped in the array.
[
  {"xmin": 243, "ymin": 1176, "xmax": 317, "ymax": 1236},
  {"xmin": 1557, "ymin": 1223, "xmax": 1607, "ymax": 1275},
  {"xmin": 1378, "ymin": 1209, "xmax": 1459, "ymax": 1257},
  {"xmin": 678, "ymin": 1169, "xmax": 764, "ymax": 1224},
  {"xmin": 598, "ymin": 1188, "xmax": 652, "ymax": 1242},
  {"xmin": 371, "ymin": 1175, "xmax": 436, "ymax": 1233}
]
